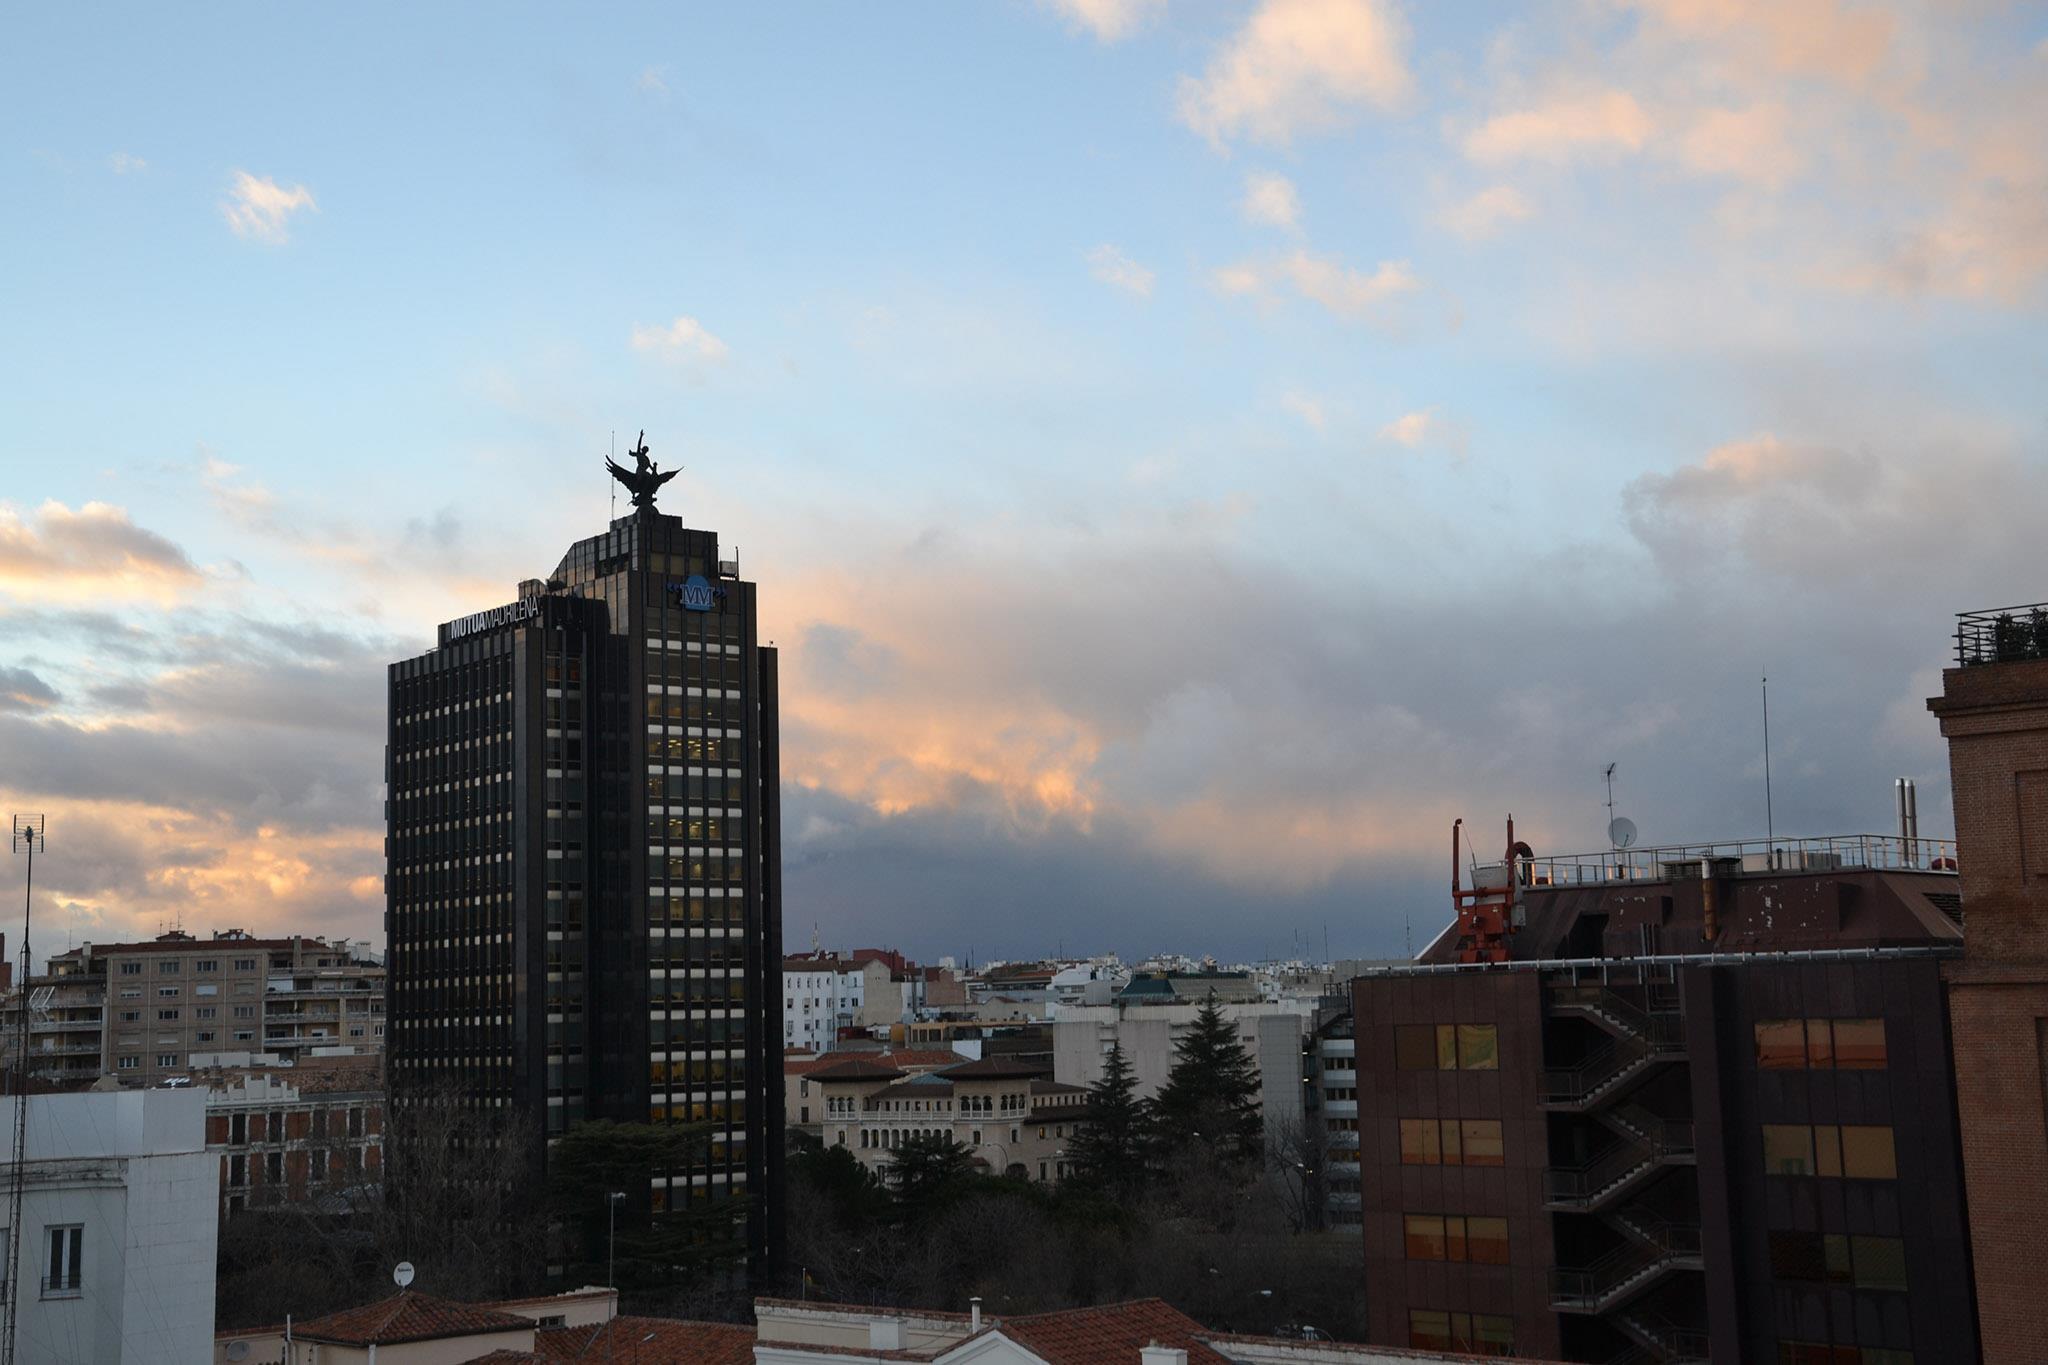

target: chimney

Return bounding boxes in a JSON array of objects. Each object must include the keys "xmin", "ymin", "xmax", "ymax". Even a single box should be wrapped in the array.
[
  {"xmin": 969, "ymin": 1297, "xmax": 982, "ymax": 1332},
  {"xmin": 867, "ymin": 1319, "xmax": 903, "ymax": 1350},
  {"xmin": 1141, "ymin": 1346, "xmax": 1188, "ymax": 1365}
]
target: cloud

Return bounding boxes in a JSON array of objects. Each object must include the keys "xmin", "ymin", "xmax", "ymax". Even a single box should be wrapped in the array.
[
  {"xmin": 1439, "ymin": 185, "xmax": 1534, "ymax": 240},
  {"xmin": 1376, "ymin": 406, "xmax": 1466, "ymax": 456},
  {"xmin": 1044, "ymin": 0, "xmax": 1164, "ymax": 42},
  {"xmin": 0, "ymin": 501, "xmax": 203, "ymax": 605},
  {"xmin": 1678, "ymin": 103, "xmax": 1804, "ymax": 187},
  {"xmin": 220, "ymin": 171, "xmax": 317, "ymax": 243},
  {"xmin": 1241, "ymin": 172, "xmax": 1303, "ymax": 230},
  {"xmin": 1177, "ymin": 0, "xmax": 1412, "ymax": 146},
  {"xmin": 1086, "ymin": 244, "xmax": 1157, "ymax": 297},
  {"xmin": 1463, "ymin": 89, "xmax": 1653, "ymax": 164},
  {"xmin": 1281, "ymin": 390, "xmax": 1328, "ymax": 431},
  {"xmin": 630, "ymin": 315, "xmax": 731, "ymax": 366},
  {"xmin": 637, "ymin": 65, "xmax": 671, "ymax": 97},
  {"xmin": 108, "ymin": 152, "xmax": 146, "ymax": 175},
  {"xmin": 0, "ymin": 667, "xmax": 59, "ymax": 713},
  {"xmin": 1219, "ymin": 249, "xmax": 1419, "ymax": 324}
]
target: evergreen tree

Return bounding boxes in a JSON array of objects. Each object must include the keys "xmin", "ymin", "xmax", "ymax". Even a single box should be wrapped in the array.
[
  {"xmin": 1066, "ymin": 1042, "xmax": 1152, "ymax": 1194},
  {"xmin": 1149, "ymin": 995, "xmax": 1263, "ymax": 1168},
  {"xmin": 888, "ymin": 1131, "xmax": 980, "ymax": 1218}
]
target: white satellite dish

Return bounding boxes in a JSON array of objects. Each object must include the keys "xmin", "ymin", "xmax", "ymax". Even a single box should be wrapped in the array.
[
  {"xmin": 1609, "ymin": 817, "xmax": 1638, "ymax": 849},
  {"xmin": 226, "ymin": 1345, "xmax": 250, "ymax": 1362},
  {"xmin": 393, "ymin": 1261, "xmax": 416, "ymax": 1289}
]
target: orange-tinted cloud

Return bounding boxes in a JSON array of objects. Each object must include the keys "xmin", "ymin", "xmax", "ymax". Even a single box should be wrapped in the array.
[{"xmin": 0, "ymin": 500, "xmax": 203, "ymax": 605}]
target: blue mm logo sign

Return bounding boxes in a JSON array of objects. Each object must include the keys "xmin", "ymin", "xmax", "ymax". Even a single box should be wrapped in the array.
[{"xmin": 672, "ymin": 575, "xmax": 725, "ymax": 612}]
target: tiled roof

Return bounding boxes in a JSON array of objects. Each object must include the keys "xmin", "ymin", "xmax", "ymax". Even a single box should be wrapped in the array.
[
  {"xmin": 787, "ymin": 1049, "xmax": 959, "ymax": 1078},
  {"xmin": 939, "ymin": 1057, "xmax": 1049, "ymax": 1081},
  {"xmin": 1030, "ymin": 1079, "xmax": 1087, "ymax": 1095},
  {"xmin": 1003, "ymin": 1300, "xmax": 1230, "ymax": 1365},
  {"xmin": 295, "ymin": 1291, "xmax": 532, "ymax": 1345},
  {"xmin": 533, "ymin": 1317, "xmax": 754, "ymax": 1364},
  {"xmin": 807, "ymin": 1057, "xmax": 908, "ymax": 1082}
]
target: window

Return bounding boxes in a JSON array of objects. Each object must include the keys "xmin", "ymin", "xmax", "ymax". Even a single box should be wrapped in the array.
[
  {"xmin": 157, "ymin": 1009, "xmax": 180, "ymax": 1022},
  {"xmin": 43, "ymin": 1225, "xmax": 82, "ymax": 1297},
  {"xmin": 156, "ymin": 1054, "xmax": 177, "ymax": 1068},
  {"xmin": 1763, "ymin": 1124, "xmax": 1895, "ymax": 1179},
  {"xmin": 1834, "ymin": 1019, "xmax": 1887, "ymax": 1069},
  {"xmin": 1399, "ymin": 1118, "xmax": 1503, "ymax": 1167},
  {"xmin": 233, "ymin": 1005, "xmax": 255, "ymax": 1019},
  {"xmin": 234, "ymin": 958, "xmax": 257, "ymax": 972},
  {"xmin": 195, "ymin": 1007, "xmax": 217, "ymax": 1020},
  {"xmin": 1779, "ymin": 1344, "xmax": 1916, "ymax": 1364},
  {"xmin": 229, "ymin": 1155, "xmax": 247, "ymax": 1188},
  {"xmin": 1755, "ymin": 1018, "xmax": 1887, "ymax": 1071},
  {"xmin": 1409, "ymin": 1310, "xmax": 1512, "ymax": 1357},
  {"xmin": 159, "ymin": 960, "xmax": 180, "ymax": 975},
  {"xmin": 196, "ymin": 960, "xmax": 218, "ymax": 972},
  {"xmin": 1762, "ymin": 1124, "xmax": 1816, "ymax": 1175},
  {"xmin": 230, "ymin": 1114, "xmax": 247, "ymax": 1144},
  {"xmin": 266, "ymin": 1151, "xmax": 283, "ymax": 1184},
  {"xmin": 117, "ymin": 1056, "xmax": 138, "ymax": 1070},
  {"xmin": 1395, "ymin": 1024, "xmax": 1497, "ymax": 1071},
  {"xmin": 118, "ymin": 1010, "xmax": 140, "ymax": 1023},
  {"xmin": 156, "ymin": 987, "xmax": 180, "ymax": 999},
  {"xmin": 1404, "ymin": 1214, "xmax": 1509, "ymax": 1264},
  {"xmin": 119, "ymin": 962, "xmax": 142, "ymax": 975}
]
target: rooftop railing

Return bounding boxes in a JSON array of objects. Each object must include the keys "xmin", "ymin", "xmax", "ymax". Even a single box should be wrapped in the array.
[
  {"xmin": 1515, "ymin": 833, "xmax": 1954, "ymax": 888},
  {"xmin": 1957, "ymin": 602, "xmax": 2048, "ymax": 668}
]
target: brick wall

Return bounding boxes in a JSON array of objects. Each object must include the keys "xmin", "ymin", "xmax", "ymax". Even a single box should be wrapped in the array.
[{"xmin": 1928, "ymin": 654, "xmax": 2048, "ymax": 1362}]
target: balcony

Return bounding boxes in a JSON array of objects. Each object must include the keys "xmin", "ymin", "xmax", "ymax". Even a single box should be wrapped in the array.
[{"xmin": 1956, "ymin": 602, "xmax": 2048, "ymax": 668}]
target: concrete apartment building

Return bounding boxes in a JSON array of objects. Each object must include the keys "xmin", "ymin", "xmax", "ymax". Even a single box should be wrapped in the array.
[
  {"xmin": 811, "ymin": 1055, "xmax": 1089, "ymax": 1184},
  {"xmin": 782, "ymin": 952, "xmax": 897, "ymax": 1049},
  {"xmin": 203, "ymin": 1068, "xmax": 384, "ymax": 1217},
  {"xmin": 1352, "ymin": 825, "xmax": 1973, "ymax": 1362},
  {"xmin": 1051, "ymin": 978, "xmax": 1318, "ymax": 1149},
  {"xmin": 11, "ymin": 929, "xmax": 382, "ymax": 1088},
  {"xmin": 2, "ymin": 1086, "xmax": 219, "ymax": 1363},
  {"xmin": 1927, "ymin": 601, "xmax": 2048, "ymax": 1363}
]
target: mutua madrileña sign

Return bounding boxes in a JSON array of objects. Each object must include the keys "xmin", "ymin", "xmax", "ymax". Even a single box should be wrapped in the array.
[{"xmin": 439, "ymin": 597, "xmax": 542, "ymax": 645}]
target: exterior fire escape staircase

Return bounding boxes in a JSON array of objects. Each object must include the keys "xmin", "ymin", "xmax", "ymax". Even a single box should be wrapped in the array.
[{"xmin": 1542, "ymin": 983, "xmax": 1704, "ymax": 1361}]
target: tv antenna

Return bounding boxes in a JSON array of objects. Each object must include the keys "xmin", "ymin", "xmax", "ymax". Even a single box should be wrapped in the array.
[
  {"xmin": 4, "ymin": 814, "xmax": 47, "ymax": 1365},
  {"xmin": 1762, "ymin": 674, "xmax": 1776, "ymax": 847},
  {"xmin": 1603, "ymin": 763, "xmax": 1617, "ymax": 829}
]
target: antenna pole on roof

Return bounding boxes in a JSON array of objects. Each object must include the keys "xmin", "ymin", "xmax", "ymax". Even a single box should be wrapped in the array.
[
  {"xmin": 609, "ymin": 431, "xmax": 617, "ymax": 521},
  {"xmin": 1762, "ymin": 674, "xmax": 1776, "ymax": 852}
]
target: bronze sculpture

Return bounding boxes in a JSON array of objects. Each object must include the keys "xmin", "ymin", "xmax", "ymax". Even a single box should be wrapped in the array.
[{"xmin": 605, "ymin": 430, "xmax": 680, "ymax": 511}]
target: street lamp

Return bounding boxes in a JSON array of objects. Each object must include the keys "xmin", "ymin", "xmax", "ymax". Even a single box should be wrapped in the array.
[{"xmin": 606, "ymin": 1191, "xmax": 627, "ymax": 1289}]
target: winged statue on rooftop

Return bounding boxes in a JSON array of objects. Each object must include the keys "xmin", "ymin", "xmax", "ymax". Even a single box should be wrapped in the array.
[{"xmin": 605, "ymin": 430, "xmax": 680, "ymax": 511}]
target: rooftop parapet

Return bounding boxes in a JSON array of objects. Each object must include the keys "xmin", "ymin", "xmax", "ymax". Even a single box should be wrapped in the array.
[
  {"xmin": 1955, "ymin": 601, "xmax": 2048, "ymax": 668},
  {"xmin": 1505, "ymin": 833, "xmax": 1955, "ymax": 889}
]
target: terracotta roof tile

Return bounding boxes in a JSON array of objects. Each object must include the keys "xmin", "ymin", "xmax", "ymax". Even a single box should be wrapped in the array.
[
  {"xmin": 533, "ymin": 1317, "xmax": 754, "ymax": 1364},
  {"xmin": 938, "ymin": 1057, "xmax": 1049, "ymax": 1081},
  {"xmin": 295, "ymin": 1291, "xmax": 532, "ymax": 1346},
  {"xmin": 806, "ymin": 1057, "xmax": 908, "ymax": 1082},
  {"xmin": 1003, "ymin": 1300, "xmax": 1230, "ymax": 1365}
]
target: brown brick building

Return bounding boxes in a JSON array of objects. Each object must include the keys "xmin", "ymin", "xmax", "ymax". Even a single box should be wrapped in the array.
[
  {"xmin": 1353, "ymin": 831, "xmax": 1974, "ymax": 1361},
  {"xmin": 1927, "ymin": 605, "xmax": 2048, "ymax": 1363}
]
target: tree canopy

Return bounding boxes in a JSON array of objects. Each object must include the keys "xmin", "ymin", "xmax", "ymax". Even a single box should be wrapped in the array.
[
  {"xmin": 1065, "ymin": 1042, "xmax": 1151, "ymax": 1194},
  {"xmin": 1150, "ymin": 996, "xmax": 1264, "ymax": 1168}
]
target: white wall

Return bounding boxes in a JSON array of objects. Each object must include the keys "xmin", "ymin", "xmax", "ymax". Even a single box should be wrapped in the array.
[
  {"xmin": 1051, "ymin": 1001, "xmax": 1313, "ymax": 1141},
  {"xmin": 1, "ymin": 1088, "xmax": 218, "ymax": 1364}
]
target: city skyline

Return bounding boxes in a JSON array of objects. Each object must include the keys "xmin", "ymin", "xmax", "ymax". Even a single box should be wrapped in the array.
[{"xmin": 5, "ymin": 2, "xmax": 2047, "ymax": 967}]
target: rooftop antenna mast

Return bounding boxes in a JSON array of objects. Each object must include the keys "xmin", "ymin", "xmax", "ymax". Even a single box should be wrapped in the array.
[
  {"xmin": 1762, "ymin": 675, "xmax": 1776, "ymax": 850},
  {"xmin": 5, "ymin": 813, "xmax": 47, "ymax": 1365},
  {"xmin": 609, "ymin": 431, "xmax": 617, "ymax": 521}
]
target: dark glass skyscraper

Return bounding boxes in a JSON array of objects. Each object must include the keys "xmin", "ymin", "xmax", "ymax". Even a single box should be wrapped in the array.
[{"xmin": 384, "ymin": 477, "xmax": 783, "ymax": 1274}]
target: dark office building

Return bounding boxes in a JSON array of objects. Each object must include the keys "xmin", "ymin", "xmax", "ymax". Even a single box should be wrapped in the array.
[
  {"xmin": 384, "ymin": 451, "xmax": 783, "ymax": 1274},
  {"xmin": 1353, "ymin": 832, "xmax": 1975, "ymax": 1363}
]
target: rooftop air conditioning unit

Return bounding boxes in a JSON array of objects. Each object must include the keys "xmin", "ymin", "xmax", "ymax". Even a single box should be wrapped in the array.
[{"xmin": 717, "ymin": 559, "xmax": 739, "ymax": 578}]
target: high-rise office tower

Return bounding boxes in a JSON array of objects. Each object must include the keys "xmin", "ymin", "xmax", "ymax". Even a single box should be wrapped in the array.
[{"xmin": 384, "ymin": 437, "xmax": 783, "ymax": 1274}]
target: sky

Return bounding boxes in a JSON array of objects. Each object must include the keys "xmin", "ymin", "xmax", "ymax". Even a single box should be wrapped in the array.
[{"xmin": 2, "ymin": 0, "xmax": 2046, "ymax": 971}]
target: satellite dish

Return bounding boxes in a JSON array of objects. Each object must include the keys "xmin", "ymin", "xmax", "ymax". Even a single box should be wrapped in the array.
[
  {"xmin": 226, "ymin": 1345, "xmax": 250, "ymax": 1362},
  {"xmin": 1609, "ymin": 817, "xmax": 1638, "ymax": 849},
  {"xmin": 393, "ymin": 1261, "xmax": 416, "ymax": 1289}
]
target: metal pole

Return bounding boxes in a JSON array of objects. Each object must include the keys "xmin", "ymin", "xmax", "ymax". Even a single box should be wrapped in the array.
[
  {"xmin": 1761, "ymin": 677, "xmax": 1775, "ymax": 861},
  {"xmin": 4, "ymin": 816, "xmax": 44, "ymax": 1365}
]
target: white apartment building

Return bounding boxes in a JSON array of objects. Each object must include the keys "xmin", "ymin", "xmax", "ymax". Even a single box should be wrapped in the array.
[
  {"xmin": 782, "ymin": 954, "xmax": 898, "ymax": 1048},
  {"xmin": 1, "ymin": 1086, "xmax": 218, "ymax": 1363},
  {"xmin": 1049, "ymin": 992, "xmax": 1318, "ymax": 1146}
]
